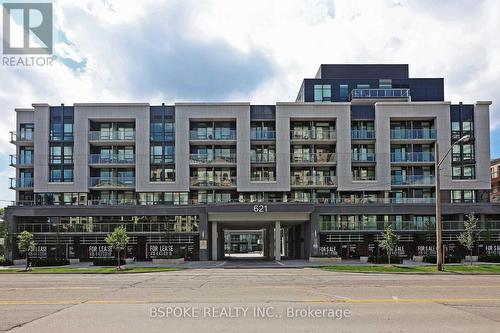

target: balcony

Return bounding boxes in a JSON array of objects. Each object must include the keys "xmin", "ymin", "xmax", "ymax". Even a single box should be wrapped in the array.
[
  {"xmin": 291, "ymin": 152, "xmax": 336, "ymax": 164},
  {"xmin": 250, "ymin": 155, "xmax": 276, "ymax": 163},
  {"xmin": 290, "ymin": 129, "xmax": 336, "ymax": 141},
  {"xmin": 9, "ymin": 178, "xmax": 33, "ymax": 189},
  {"xmin": 10, "ymin": 131, "xmax": 34, "ymax": 145},
  {"xmin": 189, "ymin": 154, "xmax": 236, "ymax": 165},
  {"xmin": 88, "ymin": 131, "xmax": 136, "ymax": 142},
  {"xmin": 250, "ymin": 130, "xmax": 276, "ymax": 140},
  {"xmin": 351, "ymin": 152, "xmax": 376, "ymax": 162},
  {"xmin": 250, "ymin": 176, "xmax": 276, "ymax": 183},
  {"xmin": 189, "ymin": 130, "xmax": 236, "ymax": 141},
  {"xmin": 290, "ymin": 176, "xmax": 336, "ymax": 187},
  {"xmin": 390, "ymin": 129, "xmax": 437, "ymax": 140},
  {"xmin": 89, "ymin": 177, "xmax": 135, "ymax": 188},
  {"xmin": 9, "ymin": 154, "xmax": 34, "ymax": 167},
  {"xmin": 351, "ymin": 130, "xmax": 375, "ymax": 140},
  {"xmin": 350, "ymin": 88, "xmax": 410, "ymax": 100},
  {"xmin": 391, "ymin": 152, "xmax": 435, "ymax": 163},
  {"xmin": 89, "ymin": 154, "xmax": 136, "ymax": 165},
  {"xmin": 190, "ymin": 177, "xmax": 236, "ymax": 187},
  {"xmin": 391, "ymin": 175, "xmax": 435, "ymax": 186},
  {"xmin": 352, "ymin": 175, "xmax": 376, "ymax": 181}
]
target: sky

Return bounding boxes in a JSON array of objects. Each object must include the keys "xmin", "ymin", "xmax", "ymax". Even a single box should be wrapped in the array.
[{"xmin": 0, "ymin": 0, "xmax": 499, "ymax": 206}]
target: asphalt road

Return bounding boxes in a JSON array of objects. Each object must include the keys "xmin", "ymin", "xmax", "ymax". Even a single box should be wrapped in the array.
[{"xmin": 1, "ymin": 268, "xmax": 499, "ymax": 332}]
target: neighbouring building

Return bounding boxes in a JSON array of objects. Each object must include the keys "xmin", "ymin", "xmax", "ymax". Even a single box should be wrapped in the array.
[
  {"xmin": 491, "ymin": 158, "xmax": 500, "ymax": 203},
  {"xmin": 5, "ymin": 64, "xmax": 500, "ymax": 261}
]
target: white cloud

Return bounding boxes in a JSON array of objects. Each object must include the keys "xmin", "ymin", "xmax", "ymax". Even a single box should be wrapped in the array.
[{"xmin": 1, "ymin": 0, "xmax": 499, "ymax": 205}]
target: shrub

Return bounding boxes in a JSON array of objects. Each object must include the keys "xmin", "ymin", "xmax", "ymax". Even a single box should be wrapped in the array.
[
  {"xmin": 0, "ymin": 256, "xmax": 13, "ymax": 266},
  {"xmin": 93, "ymin": 258, "xmax": 125, "ymax": 266},
  {"xmin": 368, "ymin": 256, "xmax": 403, "ymax": 264},
  {"xmin": 422, "ymin": 256, "xmax": 463, "ymax": 264},
  {"xmin": 30, "ymin": 258, "xmax": 69, "ymax": 267},
  {"xmin": 478, "ymin": 255, "xmax": 500, "ymax": 263}
]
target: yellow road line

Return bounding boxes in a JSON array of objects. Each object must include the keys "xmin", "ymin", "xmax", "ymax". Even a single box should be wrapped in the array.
[{"xmin": 1, "ymin": 297, "xmax": 500, "ymax": 305}]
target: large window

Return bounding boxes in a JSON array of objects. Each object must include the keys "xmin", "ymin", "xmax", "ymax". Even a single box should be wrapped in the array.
[
  {"xmin": 49, "ymin": 106, "xmax": 74, "ymax": 182},
  {"xmin": 339, "ymin": 84, "xmax": 349, "ymax": 101},
  {"xmin": 314, "ymin": 84, "xmax": 331, "ymax": 102},
  {"xmin": 150, "ymin": 106, "xmax": 176, "ymax": 182},
  {"xmin": 19, "ymin": 123, "xmax": 34, "ymax": 141}
]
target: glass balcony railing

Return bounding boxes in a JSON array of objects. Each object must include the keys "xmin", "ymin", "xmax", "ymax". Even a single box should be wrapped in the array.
[
  {"xmin": 89, "ymin": 154, "xmax": 135, "ymax": 164},
  {"xmin": 250, "ymin": 155, "xmax": 276, "ymax": 163},
  {"xmin": 189, "ymin": 130, "xmax": 236, "ymax": 140},
  {"xmin": 391, "ymin": 175, "xmax": 435, "ymax": 186},
  {"xmin": 291, "ymin": 152, "xmax": 336, "ymax": 163},
  {"xmin": 250, "ymin": 176, "xmax": 276, "ymax": 182},
  {"xmin": 10, "ymin": 131, "xmax": 34, "ymax": 143},
  {"xmin": 89, "ymin": 177, "xmax": 135, "ymax": 188},
  {"xmin": 290, "ymin": 176, "xmax": 336, "ymax": 186},
  {"xmin": 290, "ymin": 129, "xmax": 336, "ymax": 140},
  {"xmin": 350, "ymin": 88, "xmax": 410, "ymax": 99},
  {"xmin": 189, "ymin": 154, "xmax": 236, "ymax": 164},
  {"xmin": 190, "ymin": 177, "xmax": 236, "ymax": 187},
  {"xmin": 9, "ymin": 178, "xmax": 33, "ymax": 188},
  {"xmin": 351, "ymin": 130, "xmax": 375, "ymax": 140},
  {"xmin": 390, "ymin": 129, "xmax": 437, "ymax": 140},
  {"xmin": 351, "ymin": 152, "xmax": 376, "ymax": 162},
  {"xmin": 391, "ymin": 152, "xmax": 435, "ymax": 163},
  {"xmin": 250, "ymin": 130, "xmax": 276, "ymax": 140},
  {"xmin": 88, "ymin": 131, "xmax": 135, "ymax": 141},
  {"xmin": 10, "ymin": 154, "xmax": 34, "ymax": 166},
  {"xmin": 352, "ymin": 175, "xmax": 376, "ymax": 181}
]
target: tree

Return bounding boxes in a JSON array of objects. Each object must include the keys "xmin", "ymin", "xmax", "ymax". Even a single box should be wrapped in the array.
[
  {"xmin": 458, "ymin": 213, "xmax": 478, "ymax": 266},
  {"xmin": 17, "ymin": 231, "xmax": 35, "ymax": 271},
  {"xmin": 105, "ymin": 226, "xmax": 129, "ymax": 269},
  {"xmin": 379, "ymin": 224, "xmax": 399, "ymax": 265}
]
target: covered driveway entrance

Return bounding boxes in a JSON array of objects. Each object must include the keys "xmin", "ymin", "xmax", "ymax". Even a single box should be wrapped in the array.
[{"xmin": 208, "ymin": 211, "xmax": 311, "ymax": 261}]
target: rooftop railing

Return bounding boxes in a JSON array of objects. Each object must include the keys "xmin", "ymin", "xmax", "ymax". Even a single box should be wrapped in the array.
[{"xmin": 350, "ymin": 88, "xmax": 410, "ymax": 99}]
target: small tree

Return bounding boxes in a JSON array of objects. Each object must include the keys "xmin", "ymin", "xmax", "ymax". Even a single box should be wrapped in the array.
[
  {"xmin": 17, "ymin": 231, "xmax": 35, "ymax": 271},
  {"xmin": 379, "ymin": 224, "xmax": 399, "ymax": 265},
  {"xmin": 457, "ymin": 213, "xmax": 478, "ymax": 266},
  {"xmin": 105, "ymin": 226, "xmax": 129, "ymax": 269}
]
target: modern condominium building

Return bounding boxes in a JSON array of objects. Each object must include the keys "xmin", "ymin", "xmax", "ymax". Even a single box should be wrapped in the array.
[{"xmin": 5, "ymin": 64, "xmax": 500, "ymax": 261}]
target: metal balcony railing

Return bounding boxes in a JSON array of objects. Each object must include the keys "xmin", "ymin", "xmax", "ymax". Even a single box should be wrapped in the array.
[
  {"xmin": 391, "ymin": 175, "xmax": 435, "ymax": 186},
  {"xmin": 189, "ymin": 130, "xmax": 236, "ymax": 140},
  {"xmin": 250, "ymin": 130, "xmax": 276, "ymax": 140},
  {"xmin": 290, "ymin": 129, "xmax": 336, "ymax": 140},
  {"xmin": 88, "ymin": 131, "xmax": 136, "ymax": 141},
  {"xmin": 390, "ymin": 129, "xmax": 437, "ymax": 140},
  {"xmin": 89, "ymin": 154, "xmax": 135, "ymax": 164},
  {"xmin": 351, "ymin": 130, "xmax": 375, "ymax": 140},
  {"xmin": 190, "ymin": 177, "xmax": 236, "ymax": 187},
  {"xmin": 189, "ymin": 154, "xmax": 236, "ymax": 164},
  {"xmin": 250, "ymin": 155, "xmax": 276, "ymax": 163},
  {"xmin": 89, "ymin": 177, "xmax": 135, "ymax": 188},
  {"xmin": 9, "ymin": 178, "xmax": 33, "ymax": 188},
  {"xmin": 290, "ymin": 176, "xmax": 336, "ymax": 186},
  {"xmin": 291, "ymin": 152, "xmax": 336, "ymax": 163},
  {"xmin": 391, "ymin": 152, "xmax": 435, "ymax": 163},
  {"xmin": 352, "ymin": 175, "xmax": 376, "ymax": 181},
  {"xmin": 350, "ymin": 88, "xmax": 410, "ymax": 99}
]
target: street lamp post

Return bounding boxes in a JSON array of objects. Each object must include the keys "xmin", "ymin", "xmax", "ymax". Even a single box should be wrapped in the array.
[{"xmin": 435, "ymin": 135, "xmax": 470, "ymax": 271}]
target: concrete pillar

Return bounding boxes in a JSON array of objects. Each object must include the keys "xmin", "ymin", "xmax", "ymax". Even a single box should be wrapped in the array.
[
  {"xmin": 275, "ymin": 221, "xmax": 281, "ymax": 261},
  {"xmin": 199, "ymin": 213, "xmax": 209, "ymax": 261},
  {"xmin": 310, "ymin": 212, "xmax": 320, "ymax": 257},
  {"xmin": 211, "ymin": 222, "xmax": 218, "ymax": 260}
]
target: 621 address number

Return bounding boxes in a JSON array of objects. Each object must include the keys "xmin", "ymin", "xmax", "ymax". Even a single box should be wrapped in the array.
[{"xmin": 253, "ymin": 204, "xmax": 268, "ymax": 213}]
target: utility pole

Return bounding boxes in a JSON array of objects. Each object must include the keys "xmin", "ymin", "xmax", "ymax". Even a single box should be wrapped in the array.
[{"xmin": 435, "ymin": 142, "xmax": 443, "ymax": 271}]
